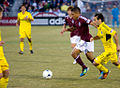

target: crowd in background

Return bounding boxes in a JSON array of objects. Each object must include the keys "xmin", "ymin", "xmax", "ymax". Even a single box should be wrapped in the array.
[
  {"xmin": 0, "ymin": 0, "xmax": 119, "ymax": 14},
  {"xmin": 23, "ymin": 0, "xmax": 119, "ymax": 13}
]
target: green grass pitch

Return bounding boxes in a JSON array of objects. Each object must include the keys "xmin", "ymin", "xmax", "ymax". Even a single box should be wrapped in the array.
[{"xmin": 1, "ymin": 26, "xmax": 120, "ymax": 88}]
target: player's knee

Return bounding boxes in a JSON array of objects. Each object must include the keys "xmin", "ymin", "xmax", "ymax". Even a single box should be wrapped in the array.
[
  {"xmin": 71, "ymin": 51, "xmax": 74, "ymax": 57},
  {"xmin": 71, "ymin": 44, "xmax": 76, "ymax": 49},
  {"xmin": 20, "ymin": 38, "xmax": 24, "ymax": 42},
  {"xmin": 71, "ymin": 51, "xmax": 76, "ymax": 57},
  {"xmin": 93, "ymin": 61, "xmax": 99, "ymax": 66},
  {"xmin": 3, "ymin": 70, "xmax": 9, "ymax": 78},
  {"xmin": 27, "ymin": 38, "xmax": 32, "ymax": 42},
  {"xmin": 112, "ymin": 62, "xmax": 119, "ymax": 66}
]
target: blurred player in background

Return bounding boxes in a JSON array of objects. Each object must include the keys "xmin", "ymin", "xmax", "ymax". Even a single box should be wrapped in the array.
[
  {"xmin": 62, "ymin": 6, "xmax": 81, "ymax": 64},
  {"xmin": 0, "ymin": 6, "xmax": 9, "ymax": 88},
  {"xmin": 112, "ymin": 5, "xmax": 119, "ymax": 28},
  {"xmin": 16, "ymin": 5, "xmax": 34, "ymax": 55},
  {"xmin": 61, "ymin": 6, "xmax": 89, "ymax": 77},
  {"xmin": 91, "ymin": 13, "xmax": 120, "ymax": 80}
]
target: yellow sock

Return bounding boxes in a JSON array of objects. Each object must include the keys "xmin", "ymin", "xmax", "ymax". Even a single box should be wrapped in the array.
[
  {"xmin": 20, "ymin": 42, "xmax": 24, "ymax": 52},
  {"xmin": 117, "ymin": 64, "xmax": 120, "ymax": 69},
  {"xmin": 96, "ymin": 64, "xmax": 108, "ymax": 73},
  {"xmin": 29, "ymin": 42, "xmax": 32, "ymax": 50},
  {"xmin": 0, "ymin": 77, "xmax": 9, "ymax": 88}
]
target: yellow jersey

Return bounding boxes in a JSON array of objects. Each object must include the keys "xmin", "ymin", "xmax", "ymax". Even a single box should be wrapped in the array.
[
  {"xmin": 17, "ymin": 11, "xmax": 34, "ymax": 31},
  {"xmin": 0, "ymin": 31, "xmax": 5, "ymax": 59},
  {"xmin": 97, "ymin": 22, "xmax": 117, "ymax": 52}
]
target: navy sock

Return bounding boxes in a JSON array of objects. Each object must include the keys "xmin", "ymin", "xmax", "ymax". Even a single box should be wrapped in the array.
[{"xmin": 76, "ymin": 55, "xmax": 87, "ymax": 70}]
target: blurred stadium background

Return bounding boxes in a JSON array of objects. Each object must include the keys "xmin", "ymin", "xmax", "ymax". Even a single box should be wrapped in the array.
[{"xmin": 0, "ymin": 0, "xmax": 119, "ymax": 26}]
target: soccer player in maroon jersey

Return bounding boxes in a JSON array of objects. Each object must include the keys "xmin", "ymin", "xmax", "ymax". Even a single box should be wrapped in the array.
[
  {"xmin": 61, "ymin": 7, "xmax": 97, "ymax": 76},
  {"xmin": 61, "ymin": 6, "xmax": 89, "ymax": 77}
]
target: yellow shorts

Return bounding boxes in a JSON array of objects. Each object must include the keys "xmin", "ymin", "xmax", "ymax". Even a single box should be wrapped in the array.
[
  {"xmin": 94, "ymin": 52, "xmax": 117, "ymax": 64},
  {"xmin": 0, "ymin": 57, "xmax": 9, "ymax": 74},
  {"xmin": 19, "ymin": 30, "xmax": 31, "ymax": 39}
]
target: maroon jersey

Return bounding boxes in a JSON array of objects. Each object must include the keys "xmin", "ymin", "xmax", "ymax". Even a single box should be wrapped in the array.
[
  {"xmin": 65, "ymin": 15, "xmax": 79, "ymax": 37},
  {"xmin": 73, "ymin": 15, "xmax": 92, "ymax": 42}
]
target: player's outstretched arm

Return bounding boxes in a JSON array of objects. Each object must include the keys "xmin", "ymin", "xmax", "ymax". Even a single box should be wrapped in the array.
[
  {"xmin": 16, "ymin": 20, "xmax": 20, "ymax": 27},
  {"xmin": 90, "ymin": 36, "xmax": 100, "ymax": 42},
  {"xmin": 60, "ymin": 26, "xmax": 75, "ymax": 35},
  {"xmin": 61, "ymin": 24, "xmax": 67, "ymax": 35},
  {"xmin": 0, "ymin": 41, "xmax": 5, "ymax": 46},
  {"xmin": 90, "ymin": 22, "xmax": 98, "ymax": 28}
]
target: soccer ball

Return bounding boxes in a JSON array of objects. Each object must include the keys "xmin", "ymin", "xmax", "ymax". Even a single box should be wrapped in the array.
[{"xmin": 43, "ymin": 70, "xmax": 53, "ymax": 79}]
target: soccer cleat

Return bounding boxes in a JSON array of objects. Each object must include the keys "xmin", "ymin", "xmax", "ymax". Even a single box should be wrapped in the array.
[
  {"xmin": 98, "ymin": 70, "xmax": 110, "ymax": 80},
  {"xmin": 30, "ymin": 50, "xmax": 33, "ymax": 54},
  {"xmin": 80, "ymin": 67, "xmax": 89, "ymax": 77},
  {"xmin": 73, "ymin": 60, "xmax": 77, "ymax": 64},
  {"xmin": 19, "ymin": 51, "xmax": 23, "ymax": 55},
  {"xmin": 100, "ymin": 71, "xmax": 104, "ymax": 76}
]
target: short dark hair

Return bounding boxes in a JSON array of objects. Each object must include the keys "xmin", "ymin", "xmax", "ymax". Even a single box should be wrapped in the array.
[
  {"xmin": 71, "ymin": 7, "xmax": 81, "ymax": 14},
  {"xmin": 67, "ymin": 6, "xmax": 73, "ymax": 11},
  {"xmin": 94, "ymin": 13, "xmax": 104, "ymax": 22},
  {"xmin": 0, "ymin": 6, "xmax": 3, "ymax": 12},
  {"xmin": 20, "ymin": 4, "xmax": 26, "ymax": 9}
]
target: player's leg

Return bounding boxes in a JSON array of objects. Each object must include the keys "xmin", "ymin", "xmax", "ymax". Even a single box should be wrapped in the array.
[
  {"xmin": 112, "ymin": 18, "xmax": 115, "ymax": 28},
  {"xmin": 0, "ymin": 63, "xmax": 3, "ymax": 79},
  {"xmin": 19, "ymin": 38, "xmax": 24, "ymax": 54},
  {"xmin": 0, "ymin": 70, "xmax": 9, "ymax": 88},
  {"xmin": 71, "ymin": 44, "xmax": 77, "ymax": 64},
  {"xmin": 70, "ymin": 36, "xmax": 80, "ymax": 64},
  {"xmin": 110, "ymin": 53, "xmax": 120, "ymax": 69},
  {"xmin": 71, "ymin": 44, "xmax": 76, "ymax": 49},
  {"xmin": 26, "ymin": 31, "xmax": 33, "ymax": 54},
  {"xmin": 71, "ymin": 48, "xmax": 88, "ymax": 76},
  {"xmin": 19, "ymin": 31, "xmax": 25, "ymax": 54},
  {"xmin": 85, "ymin": 42, "xmax": 103, "ymax": 74},
  {"xmin": 93, "ymin": 52, "xmax": 109, "ymax": 79},
  {"xmin": 86, "ymin": 52, "xmax": 94, "ymax": 63},
  {"xmin": 116, "ymin": 18, "xmax": 119, "ymax": 28},
  {"xmin": 72, "ymin": 40, "xmax": 89, "ymax": 76},
  {"xmin": 27, "ymin": 38, "xmax": 33, "ymax": 54},
  {"xmin": 0, "ymin": 58, "xmax": 9, "ymax": 88}
]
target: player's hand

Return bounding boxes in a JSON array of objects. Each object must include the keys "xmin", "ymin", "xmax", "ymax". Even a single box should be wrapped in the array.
[
  {"xmin": 24, "ymin": 16, "xmax": 28, "ymax": 20},
  {"xmin": 16, "ymin": 23, "xmax": 19, "ymax": 27},
  {"xmin": 90, "ymin": 37, "xmax": 94, "ymax": 42},
  {"xmin": 0, "ymin": 41, "xmax": 5, "ymax": 46},
  {"xmin": 60, "ymin": 28, "xmax": 67, "ymax": 35},
  {"xmin": 117, "ymin": 45, "xmax": 120, "ymax": 52}
]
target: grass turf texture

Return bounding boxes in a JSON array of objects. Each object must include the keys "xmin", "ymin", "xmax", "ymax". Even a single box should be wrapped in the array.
[{"xmin": 0, "ymin": 26, "xmax": 120, "ymax": 88}]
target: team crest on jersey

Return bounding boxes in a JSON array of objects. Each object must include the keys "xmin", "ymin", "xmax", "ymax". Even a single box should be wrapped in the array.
[
  {"xmin": 79, "ymin": 22, "xmax": 81, "ymax": 26},
  {"xmin": 110, "ymin": 29, "xmax": 113, "ymax": 33},
  {"xmin": 101, "ymin": 31, "xmax": 103, "ymax": 34},
  {"xmin": 72, "ymin": 20, "xmax": 74, "ymax": 23}
]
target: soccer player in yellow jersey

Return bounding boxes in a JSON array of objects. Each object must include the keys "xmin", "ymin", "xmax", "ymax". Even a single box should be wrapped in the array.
[
  {"xmin": 90, "ymin": 13, "xmax": 120, "ymax": 80},
  {"xmin": 0, "ymin": 6, "xmax": 9, "ymax": 88},
  {"xmin": 16, "ymin": 5, "xmax": 34, "ymax": 54}
]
